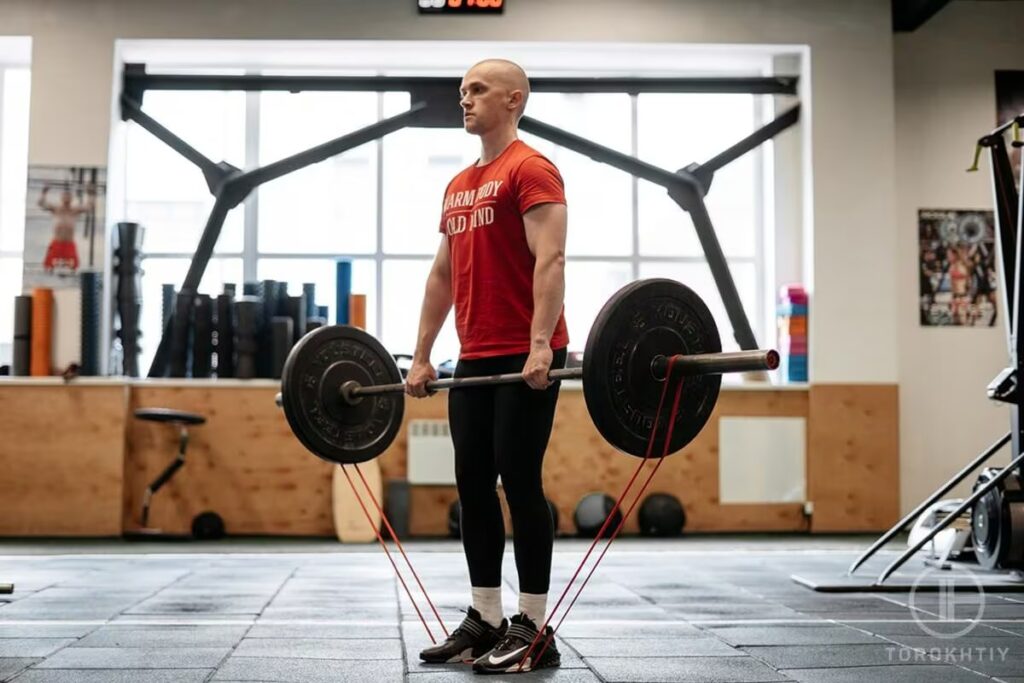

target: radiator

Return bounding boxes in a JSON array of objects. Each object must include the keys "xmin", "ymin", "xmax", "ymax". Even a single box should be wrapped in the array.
[{"xmin": 407, "ymin": 419, "xmax": 456, "ymax": 485}]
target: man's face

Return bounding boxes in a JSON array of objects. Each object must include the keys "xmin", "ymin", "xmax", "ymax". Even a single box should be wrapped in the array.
[
  {"xmin": 459, "ymin": 65, "xmax": 512, "ymax": 135},
  {"xmin": 60, "ymin": 191, "xmax": 72, "ymax": 206}
]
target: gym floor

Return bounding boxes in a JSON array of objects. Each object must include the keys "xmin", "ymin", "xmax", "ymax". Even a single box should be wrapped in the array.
[{"xmin": 0, "ymin": 537, "xmax": 1022, "ymax": 682}]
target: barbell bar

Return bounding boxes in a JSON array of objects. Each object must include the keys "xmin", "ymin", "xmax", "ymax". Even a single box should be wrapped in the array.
[
  {"xmin": 340, "ymin": 349, "xmax": 778, "ymax": 403},
  {"xmin": 277, "ymin": 278, "xmax": 781, "ymax": 465}
]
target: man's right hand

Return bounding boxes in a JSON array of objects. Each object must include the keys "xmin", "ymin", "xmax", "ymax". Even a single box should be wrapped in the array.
[{"xmin": 405, "ymin": 360, "xmax": 438, "ymax": 398}]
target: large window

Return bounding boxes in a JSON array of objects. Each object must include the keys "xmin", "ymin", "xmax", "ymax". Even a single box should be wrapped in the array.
[
  {"xmin": 0, "ymin": 66, "xmax": 31, "ymax": 367},
  {"xmin": 122, "ymin": 67, "xmax": 774, "ymax": 373}
]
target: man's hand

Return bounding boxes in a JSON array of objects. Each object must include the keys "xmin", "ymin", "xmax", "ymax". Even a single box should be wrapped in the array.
[
  {"xmin": 405, "ymin": 360, "xmax": 438, "ymax": 398},
  {"xmin": 522, "ymin": 344, "xmax": 554, "ymax": 390}
]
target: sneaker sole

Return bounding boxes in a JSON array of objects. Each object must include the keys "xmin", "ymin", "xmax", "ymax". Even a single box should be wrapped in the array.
[{"xmin": 473, "ymin": 656, "xmax": 561, "ymax": 675}]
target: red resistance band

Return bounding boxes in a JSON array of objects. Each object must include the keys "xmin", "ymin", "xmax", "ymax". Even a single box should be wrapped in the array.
[
  {"xmin": 339, "ymin": 463, "xmax": 449, "ymax": 643},
  {"xmin": 519, "ymin": 356, "xmax": 688, "ymax": 671}
]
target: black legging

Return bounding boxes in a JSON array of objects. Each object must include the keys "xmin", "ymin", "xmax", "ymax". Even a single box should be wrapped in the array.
[{"xmin": 449, "ymin": 348, "xmax": 567, "ymax": 595}]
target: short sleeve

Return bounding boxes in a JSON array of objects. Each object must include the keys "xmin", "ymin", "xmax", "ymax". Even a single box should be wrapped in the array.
[{"xmin": 514, "ymin": 155, "xmax": 565, "ymax": 215}]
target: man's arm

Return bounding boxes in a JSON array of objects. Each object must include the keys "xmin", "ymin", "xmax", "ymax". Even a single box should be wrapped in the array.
[
  {"xmin": 413, "ymin": 236, "xmax": 454, "ymax": 363},
  {"xmin": 77, "ymin": 185, "xmax": 97, "ymax": 215},
  {"xmin": 522, "ymin": 202, "xmax": 567, "ymax": 389},
  {"xmin": 37, "ymin": 186, "xmax": 53, "ymax": 212},
  {"xmin": 406, "ymin": 236, "xmax": 453, "ymax": 397}
]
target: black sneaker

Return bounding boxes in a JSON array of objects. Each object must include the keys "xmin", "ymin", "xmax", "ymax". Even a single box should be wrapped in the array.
[
  {"xmin": 472, "ymin": 612, "xmax": 561, "ymax": 674},
  {"xmin": 419, "ymin": 607, "xmax": 505, "ymax": 664}
]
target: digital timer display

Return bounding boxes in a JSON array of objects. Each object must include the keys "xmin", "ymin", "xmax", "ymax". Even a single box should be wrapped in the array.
[{"xmin": 418, "ymin": 0, "xmax": 505, "ymax": 14}]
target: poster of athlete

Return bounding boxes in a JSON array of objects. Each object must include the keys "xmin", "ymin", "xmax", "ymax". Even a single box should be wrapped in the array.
[
  {"xmin": 22, "ymin": 165, "xmax": 106, "ymax": 289},
  {"xmin": 919, "ymin": 209, "xmax": 997, "ymax": 327}
]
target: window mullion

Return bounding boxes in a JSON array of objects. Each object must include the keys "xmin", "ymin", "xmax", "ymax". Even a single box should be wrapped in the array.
[{"xmin": 243, "ymin": 85, "xmax": 260, "ymax": 282}]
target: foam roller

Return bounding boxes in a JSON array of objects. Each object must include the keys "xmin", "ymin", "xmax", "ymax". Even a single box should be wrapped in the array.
[
  {"xmin": 169, "ymin": 293, "xmax": 192, "ymax": 377},
  {"xmin": 235, "ymin": 297, "xmax": 260, "ymax": 380},
  {"xmin": 286, "ymin": 294, "xmax": 307, "ymax": 344},
  {"xmin": 13, "ymin": 295, "xmax": 31, "ymax": 376},
  {"xmin": 270, "ymin": 316, "xmax": 294, "ymax": 380},
  {"xmin": 30, "ymin": 288, "xmax": 53, "ymax": 376},
  {"xmin": 216, "ymin": 293, "xmax": 235, "ymax": 378},
  {"xmin": 80, "ymin": 272, "xmax": 101, "ymax": 376},
  {"xmin": 350, "ymin": 293, "xmax": 367, "ymax": 330},
  {"xmin": 302, "ymin": 283, "xmax": 317, "ymax": 318},
  {"xmin": 336, "ymin": 260, "xmax": 352, "ymax": 324},
  {"xmin": 192, "ymin": 294, "xmax": 213, "ymax": 378}
]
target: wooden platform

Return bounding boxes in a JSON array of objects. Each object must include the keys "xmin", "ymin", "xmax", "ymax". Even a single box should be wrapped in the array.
[{"xmin": 0, "ymin": 379, "xmax": 898, "ymax": 537}]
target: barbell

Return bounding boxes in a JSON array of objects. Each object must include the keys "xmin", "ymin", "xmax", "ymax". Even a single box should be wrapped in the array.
[{"xmin": 277, "ymin": 278, "xmax": 779, "ymax": 465}]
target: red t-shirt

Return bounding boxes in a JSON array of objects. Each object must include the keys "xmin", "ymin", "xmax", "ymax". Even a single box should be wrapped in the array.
[{"xmin": 439, "ymin": 139, "xmax": 570, "ymax": 360}]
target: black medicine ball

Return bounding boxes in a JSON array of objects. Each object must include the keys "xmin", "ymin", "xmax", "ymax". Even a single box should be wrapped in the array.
[
  {"xmin": 191, "ymin": 511, "xmax": 226, "ymax": 540},
  {"xmin": 638, "ymin": 493, "xmax": 686, "ymax": 537}
]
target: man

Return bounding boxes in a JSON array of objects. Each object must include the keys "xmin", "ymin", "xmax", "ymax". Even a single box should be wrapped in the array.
[
  {"xmin": 39, "ymin": 184, "xmax": 94, "ymax": 272},
  {"xmin": 407, "ymin": 59, "xmax": 569, "ymax": 674}
]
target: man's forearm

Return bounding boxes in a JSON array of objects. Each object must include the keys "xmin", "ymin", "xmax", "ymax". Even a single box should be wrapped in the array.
[
  {"xmin": 413, "ymin": 272, "xmax": 453, "ymax": 363},
  {"xmin": 530, "ymin": 256, "xmax": 565, "ymax": 347}
]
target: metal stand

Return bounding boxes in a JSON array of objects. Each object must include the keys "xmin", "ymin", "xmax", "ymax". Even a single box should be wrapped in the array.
[{"xmin": 793, "ymin": 112, "xmax": 1024, "ymax": 592}]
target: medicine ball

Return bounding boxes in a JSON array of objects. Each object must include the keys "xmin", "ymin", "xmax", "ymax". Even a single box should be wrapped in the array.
[
  {"xmin": 638, "ymin": 493, "xmax": 686, "ymax": 537},
  {"xmin": 574, "ymin": 492, "xmax": 622, "ymax": 539},
  {"xmin": 191, "ymin": 511, "xmax": 225, "ymax": 540},
  {"xmin": 448, "ymin": 499, "xmax": 462, "ymax": 539}
]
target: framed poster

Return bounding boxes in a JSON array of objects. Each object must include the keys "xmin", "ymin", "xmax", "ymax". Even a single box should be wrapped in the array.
[
  {"xmin": 23, "ymin": 165, "xmax": 106, "ymax": 289},
  {"xmin": 919, "ymin": 209, "xmax": 997, "ymax": 327}
]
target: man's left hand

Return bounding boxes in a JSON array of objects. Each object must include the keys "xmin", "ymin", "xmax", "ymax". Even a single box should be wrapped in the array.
[{"xmin": 522, "ymin": 344, "xmax": 553, "ymax": 390}]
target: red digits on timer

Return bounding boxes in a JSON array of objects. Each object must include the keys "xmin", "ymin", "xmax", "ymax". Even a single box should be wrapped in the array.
[{"xmin": 450, "ymin": 0, "xmax": 504, "ymax": 7}]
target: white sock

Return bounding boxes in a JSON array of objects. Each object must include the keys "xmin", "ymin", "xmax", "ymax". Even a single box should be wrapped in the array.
[
  {"xmin": 472, "ymin": 586, "xmax": 503, "ymax": 628},
  {"xmin": 518, "ymin": 592, "xmax": 547, "ymax": 626}
]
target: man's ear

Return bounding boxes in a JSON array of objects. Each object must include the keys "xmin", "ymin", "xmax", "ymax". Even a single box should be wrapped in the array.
[{"xmin": 508, "ymin": 90, "xmax": 523, "ymax": 112}]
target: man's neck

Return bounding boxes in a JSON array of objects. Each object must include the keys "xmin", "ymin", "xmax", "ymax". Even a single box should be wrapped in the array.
[{"xmin": 477, "ymin": 128, "xmax": 519, "ymax": 166}]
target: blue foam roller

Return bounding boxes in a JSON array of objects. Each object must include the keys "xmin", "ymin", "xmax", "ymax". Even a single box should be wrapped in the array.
[
  {"xmin": 777, "ymin": 302, "xmax": 808, "ymax": 316},
  {"xmin": 336, "ymin": 260, "xmax": 352, "ymax": 325}
]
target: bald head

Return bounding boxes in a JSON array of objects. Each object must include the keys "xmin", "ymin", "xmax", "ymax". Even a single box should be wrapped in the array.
[{"xmin": 464, "ymin": 59, "xmax": 531, "ymax": 121}]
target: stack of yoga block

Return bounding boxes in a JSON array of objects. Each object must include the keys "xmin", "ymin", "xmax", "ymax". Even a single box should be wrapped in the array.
[{"xmin": 777, "ymin": 284, "xmax": 808, "ymax": 383}]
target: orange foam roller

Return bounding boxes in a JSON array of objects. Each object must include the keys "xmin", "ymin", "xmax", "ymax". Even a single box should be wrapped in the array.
[
  {"xmin": 30, "ymin": 287, "xmax": 54, "ymax": 376},
  {"xmin": 779, "ymin": 316, "xmax": 807, "ymax": 335},
  {"xmin": 349, "ymin": 294, "xmax": 367, "ymax": 330}
]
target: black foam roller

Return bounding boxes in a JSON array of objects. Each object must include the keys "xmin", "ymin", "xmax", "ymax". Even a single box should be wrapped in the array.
[
  {"xmin": 242, "ymin": 282, "xmax": 258, "ymax": 296},
  {"xmin": 13, "ymin": 295, "xmax": 31, "ymax": 376},
  {"xmin": 306, "ymin": 316, "xmax": 326, "ymax": 332},
  {"xmin": 223, "ymin": 283, "xmax": 236, "ymax": 297},
  {"xmin": 235, "ymin": 297, "xmax": 260, "ymax": 379},
  {"xmin": 286, "ymin": 295, "xmax": 307, "ymax": 344},
  {"xmin": 80, "ymin": 272, "xmax": 101, "ymax": 376},
  {"xmin": 161, "ymin": 284, "xmax": 176, "ymax": 327},
  {"xmin": 258, "ymin": 280, "xmax": 277, "ymax": 378},
  {"xmin": 302, "ymin": 283, "xmax": 317, "ymax": 318},
  {"xmin": 169, "ymin": 293, "xmax": 193, "ymax": 378},
  {"xmin": 192, "ymin": 294, "xmax": 213, "ymax": 378},
  {"xmin": 216, "ymin": 293, "xmax": 235, "ymax": 378},
  {"xmin": 270, "ymin": 316, "xmax": 293, "ymax": 380}
]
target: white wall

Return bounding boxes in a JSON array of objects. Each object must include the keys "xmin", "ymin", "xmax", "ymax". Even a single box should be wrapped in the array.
[
  {"xmin": 1, "ymin": 0, "xmax": 901, "ymax": 387},
  {"xmin": 894, "ymin": 1, "xmax": 1023, "ymax": 513}
]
